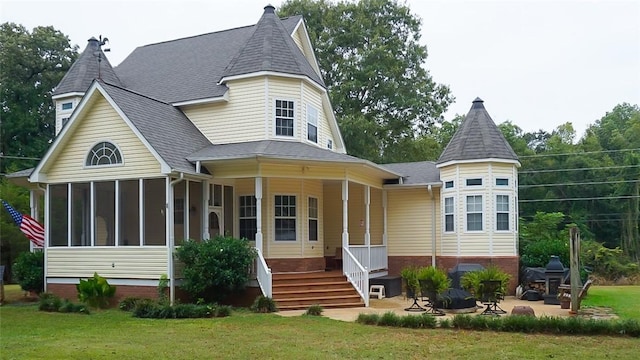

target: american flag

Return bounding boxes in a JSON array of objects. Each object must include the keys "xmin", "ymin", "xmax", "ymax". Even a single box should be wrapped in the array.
[{"xmin": 2, "ymin": 199, "xmax": 44, "ymax": 248}]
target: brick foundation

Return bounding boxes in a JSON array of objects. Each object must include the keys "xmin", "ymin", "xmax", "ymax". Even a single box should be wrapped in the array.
[
  {"xmin": 388, "ymin": 255, "xmax": 519, "ymax": 294},
  {"xmin": 266, "ymin": 257, "xmax": 325, "ymax": 273}
]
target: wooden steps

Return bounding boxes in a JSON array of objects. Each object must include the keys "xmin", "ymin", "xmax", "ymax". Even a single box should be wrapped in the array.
[{"xmin": 272, "ymin": 271, "xmax": 365, "ymax": 310}]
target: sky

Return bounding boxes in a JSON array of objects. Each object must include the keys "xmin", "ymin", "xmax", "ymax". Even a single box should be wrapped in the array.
[{"xmin": 2, "ymin": 0, "xmax": 639, "ymax": 139}]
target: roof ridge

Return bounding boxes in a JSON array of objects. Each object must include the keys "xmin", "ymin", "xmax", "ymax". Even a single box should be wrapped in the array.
[
  {"xmin": 135, "ymin": 23, "xmax": 258, "ymax": 50},
  {"xmin": 99, "ymin": 80, "xmax": 173, "ymax": 106}
]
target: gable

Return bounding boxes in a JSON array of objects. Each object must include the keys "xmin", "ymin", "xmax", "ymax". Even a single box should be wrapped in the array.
[{"xmin": 42, "ymin": 94, "xmax": 162, "ymax": 183}]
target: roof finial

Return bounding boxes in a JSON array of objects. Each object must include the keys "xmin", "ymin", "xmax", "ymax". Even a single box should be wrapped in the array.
[
  {"xmin": 472, "ymin": 97, "xmax": 484, "ymax": 109},
  {"xmin": 264, "ymin": 4, "xmax": 276, "ymax": 13}
]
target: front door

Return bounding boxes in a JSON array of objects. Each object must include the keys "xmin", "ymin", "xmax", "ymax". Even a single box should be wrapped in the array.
[{"xmin": 209, "ymin": 210, "xmax": 222, "ymax": 238}]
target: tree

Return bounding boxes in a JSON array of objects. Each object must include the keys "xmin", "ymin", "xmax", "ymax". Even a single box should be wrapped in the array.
[
  {"xmin": 278, "ymin": 0, "xmax": 453, "ymax": 162},
  {"xmin": 0, "ymin": 23, "xmax": 78, "ymax": 173}
]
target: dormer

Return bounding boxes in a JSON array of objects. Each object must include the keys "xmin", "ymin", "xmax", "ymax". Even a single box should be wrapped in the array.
[{"xmin": 52, "ymin": 37, "xmax": 122, "ymax": 135}]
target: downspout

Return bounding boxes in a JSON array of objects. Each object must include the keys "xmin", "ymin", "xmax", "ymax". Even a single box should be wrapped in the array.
[
  {"xmin": 428, "ymin": 185, "xmax": 436, "ymax": 267},
  {"xmin": 169, "ymin": 173, "xmax": 185, "ymax": 305}
]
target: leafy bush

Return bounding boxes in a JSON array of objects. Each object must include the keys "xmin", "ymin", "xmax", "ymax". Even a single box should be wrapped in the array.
[
  {"xmin": 378, "ymin": 311, "xmax": 401, "ymax": 327},
  {"xmin": 214, "ymin": 305, "xmax": 232, "ymax": 318},
  {"xmin": 251, "ymin": 295, "xmax": 278, "ymax": 313},
  {"xmin": 132, "ymin": 299, "xmax": 162, "ymax": 318},
  {"xmin": 13, "ymin": 251, "xmax": 44, "ymax": 294},
  {"xmin": 132, "ymin": 302, "xmax": 216, "ymax": 319},
  {"xmin": 38, "ymin": 292, "xmax": 62, "ymax": 312},
  {"xmin": 356, "ymin": 313, "xmax": 380, "ymax": 325},
  {"xmin": 175, "ymin": 236, "xmax": 256, "ymax": 302},
  {"xmin": 417, "ymin": 266, "xmax": 451, "ymax": 298},
  {"xmin": 400, "ymin": 266, "xmax": 420, "ymax": 298},
  {"xmin": 581, "ymin": 240, "xmax": 639, "ymax": 280},
  {"xmin": 521, "ymin": 238, "xmax": 569, "ymax": 268},
  {"xmin": 58, "ymin": 299, "xmax": 89, "ymax": 314},
  {"xmin": 305, "ymin": 304, "xmax": 323, "ymax": 316},
  {"xmin": 438, "ymin": 318, "xmax": 452, "ymax": 329},
  {"xmin": 76, "ymin": 272, "xmax": 116, "ymax": 309},
  {"xmin": 119, "ymin": 297, "xmax": 146, "ymax": 312},
  {"xmin": 157, "ymin": 274, "xmax": 169, "ymax": 305},
  {"xmin": 460, "ymin": 265, "xmax": 511, "ymax": 298}
]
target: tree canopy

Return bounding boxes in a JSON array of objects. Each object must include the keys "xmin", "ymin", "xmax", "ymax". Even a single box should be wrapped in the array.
[
  {"xmin": 278, "ymin": 0, "xmax": 453, "ymax": 163},
  {"xmin": 0, "ymin": 23, "xmax": 78, "ymax": 173}
]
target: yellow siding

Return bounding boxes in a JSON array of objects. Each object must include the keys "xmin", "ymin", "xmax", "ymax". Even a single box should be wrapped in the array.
[
  {"xmin": 268, "ymin": 77, "xmax": 303, "ymax": 141},
  {"xmin": 212, "ymin": 163, "xmax": 260, "ymax": 179},
  {"xmin": 386, "ymin": 188, "xmax": 434, "ymax": 256},
  {"xmin": 291, "ymin": 28, "xmax": 304, "ymax": 52},
  {"xmin": 46, "ymin": 96, "xmax": 161, "ymax": 182},
  {"xmin": 260, "ymin": 163, "xmax": 345, "ymax": 180},
  {"xmin": 459, "ymin": 233, "xmax": 491, "ymax": 255},
  {"xmin": 183, "ymin": 77, "xmax": 266, "ymax": 144},
  {"xmin": 47, "ymin": 247, "xmax": 167, "ymax": 279},
  {"xmin": 493, "ymin": 233, "xmax": 517, "ymax": 255},
  {"xmin": 302, "ymin": 179, "xmax": 324, "ymax": 258},
  {"xmin": 370, "ymin": 188, "xmax": 384, "ymax": 246},
  {"xmin": 347, "ymin": 170, "xmax": 384, "ymax": 188},
  {"xmin": 264, "ymin": 178, "xmax": 300, "ymax": 258},
  {"xmin": 323, "ymin": 182, "xmax": 343, "ymax": 256},
  {"xmin": 302, "ymin": 84, "xmax": 332, "ymax": 148}
]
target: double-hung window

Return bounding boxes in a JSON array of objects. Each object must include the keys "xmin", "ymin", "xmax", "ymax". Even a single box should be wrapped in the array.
[
  {"xmin": 239, "ymin": 195, "xmax": 257, "ymax": 240},
  {"xmin": 275, "ymin": 195, "xmax": 296, "ymax": 241},
  {"xmin": 275, "ymin": 100, "xmax": 294, "ymax": 137},
  {"xmin": 496, "ymin": 195, "xmax": 510, "ymax": 231},
  {"xmin": 466, "ymin": 195, "xmax": 483, "ymax": 231},
  {"xmin": 444, "ymin": 197, "xmax": 454, "ymax": 232},
  {"xmin": 308, "ymin": 197, "xmax": 318, "ymax": 241},
  {"xmin": 307, "ymin": 105, "xmax": 318, "ymax": 143}
]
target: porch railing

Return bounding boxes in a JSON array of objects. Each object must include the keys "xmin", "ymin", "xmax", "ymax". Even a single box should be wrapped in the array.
[
  {"xmin": 348, "ymin": 245, "xmax": 387, "ymax": 272},
  {"xmin": 343, "ymin": 247, "xmax": 369, "ymax": 307},
  {"xmin": 255, "ymin": 248, "xmax": 272, "ymax": 298}
]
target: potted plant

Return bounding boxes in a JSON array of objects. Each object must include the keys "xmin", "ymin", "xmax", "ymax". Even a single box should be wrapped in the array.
[
  {"xmin": 417, "ymin": 266, "xmax": 451, "ymax": 315},
  {"xmin": 400, "ymin": 266, "xmax": 424, "ymax": 311},
  {"xmin": 460, "ymin": 265, "xmax": 511, "ymax": 299}
]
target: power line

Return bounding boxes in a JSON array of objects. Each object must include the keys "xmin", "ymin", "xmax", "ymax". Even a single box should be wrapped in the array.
[
  {"xmin": 519, "ymin": 195, "xmax": 640, "ymax": 203},
  {"xmin": 519, "ymin": 148, "xmax": 640, "ymax": 159},
  {"xmin": 0, "ymin": 155, "xmax": 41, "ymax": 160},
  {"xmin": 519, "ymin": 164, "xmax": 639, "ymax": 174},
  {"xmin": 519, "ymin": 179, "xmax": 639, "ymax": 188}
]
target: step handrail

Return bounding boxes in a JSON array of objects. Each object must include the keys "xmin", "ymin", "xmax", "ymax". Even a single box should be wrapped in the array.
[
  {"xmin": 343, "ymin": 247, "xmax": 369, "ymax": 307},
  {"xmin": 255, "ymin": 247, "xmax": 272, "ymax": 298}
]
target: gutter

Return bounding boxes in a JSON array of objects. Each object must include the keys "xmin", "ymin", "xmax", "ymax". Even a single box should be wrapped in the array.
[{"xmin": 427, "ymin": 184, "xmax": 436, "ymax": 267}]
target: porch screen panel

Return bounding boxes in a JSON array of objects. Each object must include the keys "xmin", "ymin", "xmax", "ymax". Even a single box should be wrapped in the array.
[
  {"xmin": 189, "ymin": 182, "xmax": 202, "ymax": 240},
  {"xmin": 119, "ymin": 180, "xmax": 139, "ymax": 246},
  {"xmin": 144, "ymin": 178, "xmax": 166, "ymax": 245},
  {"xmin": 224, "ymin": 186, "xmax": 234, "ymax": 238},
  {"xmin": 71, "ymin": 183, "xmax": 90, "ymax": 246},
  {"xmin": 95, "ymin": 181, "xmax": 115, "ymax": 246},
  {"xmin": 173, "ymin": 181, "xmax": 185, "ymax": 244},
  {"xmin": 49, "ymin": 184, "xmax": 68, "ymax": 247}
]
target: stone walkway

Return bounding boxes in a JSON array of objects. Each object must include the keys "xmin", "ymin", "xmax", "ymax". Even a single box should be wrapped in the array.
[{"xmin": 278, "ymin": 295, "xmax": 618, "ymax": 321}]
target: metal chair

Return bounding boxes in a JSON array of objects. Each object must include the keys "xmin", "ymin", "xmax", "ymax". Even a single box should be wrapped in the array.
[{"xmin": 479, "ymin": 280, "xmax": 507, "ymax": 315}]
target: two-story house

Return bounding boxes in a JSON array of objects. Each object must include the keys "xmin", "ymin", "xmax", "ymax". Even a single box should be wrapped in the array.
[{"xmin": 9, "ymin": 5, "xmax": 520, "ymax": 309}]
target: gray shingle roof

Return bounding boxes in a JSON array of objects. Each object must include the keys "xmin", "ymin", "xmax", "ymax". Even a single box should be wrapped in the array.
[
  {"xmin": 380, "ymin": 161, "xmax": 440, "ymax": 185},
  {"xmin": 188, "ymin": 140, "xmax": 367, "ymax": 164},
  {"xmin": 222, "ymin": 5, "xmax": 324, "ymax": 87},
  {"xmin": 437, "ymin": 98, "xmax": 518, "ymax": 165},
  {"xmin": 5, "ymin": 167, "xmax": 34, "ymax": 178},
  {"xmin": 99, "ymin": 81, "xmax": 211, "ymax": 174},
  {"xmin": 53, "ymin": 38, "xmax": 122, "ymax": 96},
  {"xmin": 114, "ymin": 12, "xmax": 313, "ymax": 104}
]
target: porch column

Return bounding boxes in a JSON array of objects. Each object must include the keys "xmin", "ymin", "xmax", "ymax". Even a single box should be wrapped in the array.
[
  {"xmin": 184, "ymin": 179, "xmax": 190, "ymax": 240},
  {"xmin": 341, "ymin": 180, "xmax": 349, "ymax": 249},
  {"xmin": 202, "ymin": 182, "xmax": 209, "ymax": 240},
  {"xmin": 382, "ymin": 190, "xmax": 388, "ymax": 246},
  {"xmin": 255, "ymin": 177, "xmax": 263, "ymax": 252},
  {"xmin": 364, "ymin": 185, "xmax": 370, "ymax": 269},
  {"xmin": 44, "ymin": 185, "xmax": 50, "ymax": 291}
]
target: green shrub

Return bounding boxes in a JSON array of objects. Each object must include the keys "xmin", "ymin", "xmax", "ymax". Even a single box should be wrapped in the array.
[
  {"xmin": 175, "ymin": 236, "xmax": 256, "ymax": 302},
  {"xmin": 250, "ymin": 295, "xmax": 278, "ymax": 313},
  {"xmin": 460, "ymin": 265, "xmax": 511, "ymax": 298},
  {"xmin": 356, "ymin": 313, "xmax": 380, "ymax": 325},
  {"xmin": 400, "ymin": 266, "xmax": 420, "ymax": 298},
  {"xmin": 119, "ymin": 297, "xmax": 146, "ymax": 312},
  {"xmin": 502, "ymin": 314, "xmax": 538, "ymax": 333},
  {"xmin": 305, "ymin": 304, "xmax": 323, "ymax": 316},
  {"xmin": 378, "ymin": 311, "xmax": 401, "ymax": 327},
  {"xmin": 132, "ymin": 299, "xmax": 161, "ymax": 318},
  {"xmin": 38, "ymin": 292, "xmax": 62, "ymax": 312},
  {"xmin": 157, "ymin": 274, "xmax": 169, "ymax": 305},
  {"xmin": 76, "ymin": 272, "xmax": 116, "ymax": 309},
  {"xmin": 438, "ymin": 318, "xmax": 452, "ymax": 329},
  {"xmin": 58, "ymin": 299, "xmax": 89, "ymax": 314},
  {"xmin": 451, "ymin": 314, "xmax": 474, "ymax": 329},
  {"xmin": 521, "ymin": 239, "xmax": 569, "ymax": 268},
  {"xmin": 214, "ymin": 305, "xmax": 232, "ymax": 318},
  {"xmin": 398, "ymin": 313, "xmax": 437, "ymax": 329},
  {"xmin": 615, "ymin": 319, "xmax": 640, "ymax": 337},
  {"xmin": 13, "ymin": 251, "xmax": 44, "ymax": 294},
  {"xmin": 581, "ymin": 240, "xmax": 639, "ymax": 280}
]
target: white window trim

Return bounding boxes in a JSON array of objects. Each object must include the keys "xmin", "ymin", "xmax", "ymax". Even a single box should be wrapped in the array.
[
  {"xmin": 308, "ymin": 196, "xmax": 319, "ymax": 241},
  {"xmin": 238, "ymin": 194, "xmax": 257, "ymax": 241},
  {"xmin": 306, "ymin": 104, "xmax": 318, "ymax": 144},
  {"xmin": 495, "ymin": 178, "xmax": 509, "ymax": 186},
  {"xmin": 495, "ymin": 193, "xmax": 511, "ymax": 232},
  {"xmin": 465, "ymin": 194, "xmax": 484, "ymax": 232},
  {"xmin": 465, "ymin": 178, "xmax": 483, "ymax": 187},
  {"xmin": 444, "ymin": 196, "xmax": 455, "ymax": 233},
  {"xmin": 84, "ymin": 140, "xmax": 124, "ymax": 168},
  {"xmin": 274, "ymin": 194, "xmax": 297, "ymax": 241},
  {"xmin": 274, "ymin": 99, "xmax": 296, "ymax": 138}
]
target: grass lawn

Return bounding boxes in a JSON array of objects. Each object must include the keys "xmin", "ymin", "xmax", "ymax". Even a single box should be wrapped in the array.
[
  {"xmin": 581, "ymin": 285, "xmax": 640, "ymax": 319},
  {"xmin": 1, "ymin": 289, "xmax": 639, "ymax": 360}
]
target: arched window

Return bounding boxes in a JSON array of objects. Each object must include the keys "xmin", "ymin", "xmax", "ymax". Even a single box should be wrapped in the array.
[{"xmin": 86, "ymin": 141, "xmax": 122, "ymax": 166}]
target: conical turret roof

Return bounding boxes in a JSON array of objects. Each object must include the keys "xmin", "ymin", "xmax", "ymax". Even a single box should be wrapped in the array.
[
  {"xmin": 221, "ymin": 5, "xmax": 324, "ymax": 87},
  {"xmin": 53, "ymin": 37, "xmax": 122, "ymax": 96},
  {"xmin": 437, "ymin": 98, "xmax": 518, "ymax": 165}
]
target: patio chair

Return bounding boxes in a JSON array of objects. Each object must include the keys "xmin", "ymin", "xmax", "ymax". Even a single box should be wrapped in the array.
[
  {"xmin": 479, "ymin": 280, "xmax": 507, "ymax": 315},
  {"xmin": 404, "ymin": 279, "xmax": 425, "ymax": 312},
  {"xmin": 419, "ymin": 279, "xmax": 445, "ymax": 316}
]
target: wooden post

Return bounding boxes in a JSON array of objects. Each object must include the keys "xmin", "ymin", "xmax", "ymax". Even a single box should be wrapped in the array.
[{"xmin": 569, "ymin": 226, "xmax": 581, "ymax": 313}]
